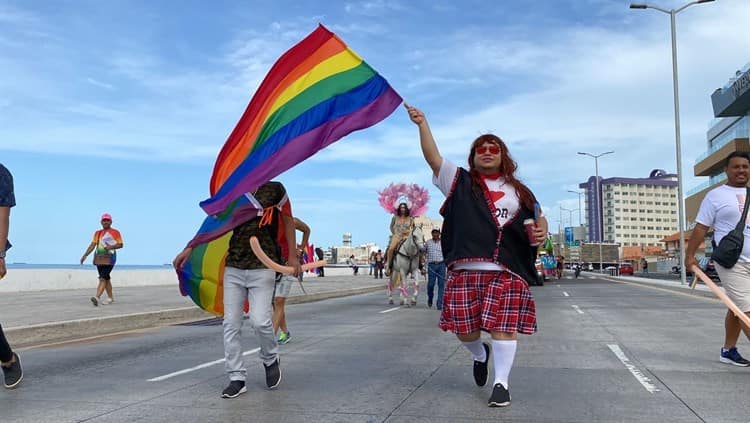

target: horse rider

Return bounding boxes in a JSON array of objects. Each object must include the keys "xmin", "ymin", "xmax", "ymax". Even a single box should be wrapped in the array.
[{"xmin": 386, "ymin": 202, "xmax": 415, "ymax": 277}]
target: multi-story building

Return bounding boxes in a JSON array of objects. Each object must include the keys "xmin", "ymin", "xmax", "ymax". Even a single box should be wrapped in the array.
[
  {"xmin": 686, "ymin": 62, "xmax": 750, "ymax": 224},
  {"xmin": 579, "ymin": 170, "xmax": 679, "ymax": 248}
]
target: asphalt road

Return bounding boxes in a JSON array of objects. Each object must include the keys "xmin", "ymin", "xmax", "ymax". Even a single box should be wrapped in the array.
[{"xmin": 2, "ymin": 274, "xmax": 749, "ymax": 422}]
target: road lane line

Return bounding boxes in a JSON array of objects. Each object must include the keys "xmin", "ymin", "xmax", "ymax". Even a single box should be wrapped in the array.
[
  {"xmin": 607, "ymin": 344, "xmax": 660, "ymax": 393},
  {"xmin": 148, "ymin": 347, "xmax": 261, "ymax": 382},
  {"xmin": 379, "ymin": 307, "xmax": 401, "ymax": 314},
  {"xmin": 563, "ymin": 292, "xmax": 570, "ymax": 297},
  {"xmin": 571, "ymin": 305, "xmax": 584, "ymax": 314}
]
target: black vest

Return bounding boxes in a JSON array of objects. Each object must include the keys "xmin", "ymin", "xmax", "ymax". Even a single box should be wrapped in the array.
[{"xmin": 440, "ymin": 168, "xmax": 537, "ymax": 284}]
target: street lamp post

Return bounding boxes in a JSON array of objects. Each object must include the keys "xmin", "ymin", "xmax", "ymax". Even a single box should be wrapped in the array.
[
  {"xmin": 561, "ymin": 206, "xmax": 578, "ymax": 249},
  {"xmin": 567, "ymin": 190, "xmax": 585, "ymax": 227},
  {"xmin": 578, "ymin": 151, "xmax": 614, "ymax": 272},
  {"xmin": 630, "ymin": 0, "xmax": 715, "ymax": 286}
]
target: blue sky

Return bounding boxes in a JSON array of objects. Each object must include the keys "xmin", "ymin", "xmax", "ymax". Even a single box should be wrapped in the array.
[{"xmin": 1, "ymin": 0, "xmax": 748, "ymax": 264}]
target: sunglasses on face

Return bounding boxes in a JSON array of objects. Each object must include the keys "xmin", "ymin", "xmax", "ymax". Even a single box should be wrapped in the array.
[{"xmin": 475, "ymin": 145, "xmax": 501, "ymax": 155}]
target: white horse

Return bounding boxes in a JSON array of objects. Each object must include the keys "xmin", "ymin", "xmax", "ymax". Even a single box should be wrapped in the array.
[{"xmin": 388, "ymin": 224, "xmax": 425, "ymax": 306}]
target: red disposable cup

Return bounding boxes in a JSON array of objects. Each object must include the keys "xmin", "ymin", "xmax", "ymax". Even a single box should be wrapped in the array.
[{"xmin": 524, "ymin": 219, "xmax": 540, "ymax": 246}]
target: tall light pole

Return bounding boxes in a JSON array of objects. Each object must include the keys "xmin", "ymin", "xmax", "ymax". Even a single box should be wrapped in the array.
[
  {"xmin": 579, "ymin": 151, "xmax": 614, "ymax": 272},
  {"xmin": 561, "ymin": 206, "xmax": 578, "ymax": 249},
  {"xmin": 630, "ymin": 0, "xmax": 714, "ymax": 286},
  {"xmin": 567, "ymin": 190, "xmax": 585, "ymax": 227}
]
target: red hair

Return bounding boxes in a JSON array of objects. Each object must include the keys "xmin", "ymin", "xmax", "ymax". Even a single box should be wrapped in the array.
[{"xmin": 467, "ymin": 134, "xmax": 535, "ymax": 210}]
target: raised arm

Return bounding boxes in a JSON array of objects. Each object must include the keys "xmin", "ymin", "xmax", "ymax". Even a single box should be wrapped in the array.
[
  {"xmin": 404, "ymin": 103, "xmax": 443, "ymax": 176},
  {"xmin": 294, "ymin": 217, "xmax": 311, "ymax": 249}
]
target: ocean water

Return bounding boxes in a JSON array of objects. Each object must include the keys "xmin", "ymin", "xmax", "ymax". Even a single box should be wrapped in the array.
[{"xmin": 7, "ymin": 263, "xmax": 174, "ymax": 270}]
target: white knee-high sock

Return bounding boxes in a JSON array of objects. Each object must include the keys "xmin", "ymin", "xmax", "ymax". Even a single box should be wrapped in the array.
[
  {"xmin": 463, "ymin": 340, "xmax": 486, "ymax": 362},
  {"xmin": 492, "ymin": 340, "xmax": 517, "ymax": 388}
]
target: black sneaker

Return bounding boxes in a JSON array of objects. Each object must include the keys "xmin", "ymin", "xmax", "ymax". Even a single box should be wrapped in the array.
[
  {"xmin": 221, "ymin": 380, "xmax": 246, "ymax": 398},
  {"xmin": 720, "ymin": 347, "xmax": 750, "ymax": 366},
  {"xmin": 264, "ymin": 357, "xmax": 281, "ymax": 389},
  {"xmin": 2, "ymin": 352, "xmax": 23, "ymax": 389},
  {"xmin": 488, "ymin": 383, "xmax": 511, "ymax": 407},
  {"xmin": 473, "ymin": 342, "xmax": 490, "ymax": 387},
  {"xmin": 90, "ymin": 296, "xmax": 98, "ymax": 307}
]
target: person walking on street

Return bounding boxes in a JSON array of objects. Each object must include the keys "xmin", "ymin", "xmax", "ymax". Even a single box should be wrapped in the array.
[
  {"xmin": 406, "ymin": 104, "xmax": 548, "ymax": 407},
  {"xmin": 687, "ymin": 151, "xmax": 750, "ymax": 367},
  {"xmin": 374, "ymin": 249, "xmax": 385, "ymax": 279},
  {"xmin": 80, "ymin": 213, "xmax": 123, "ymax": 306},
  {"xmin": 174, "ymin": 181, "xmax": 301, "ymax": 399},
  {"xmin": 642, "ymin": 258, "xmax": 649, "ymax": 274},
  {"xmin": 315, "ymin": 247, "xmax": 325, "ymax": 277},
  {"xmin": 0, "ymin": 163, "xmax": 23, "ymax": 389},
  {"xmin": 273, "ymin": 217, "xmax": 310, "ymax": 345},
  {"xmin": 423, "ymin": 227, "xmax": 446, "ymax": 310}
]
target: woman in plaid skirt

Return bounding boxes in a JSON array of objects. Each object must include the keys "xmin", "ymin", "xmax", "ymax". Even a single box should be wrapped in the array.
[{"xmin": 405, "ymin": 104, "xmax": 548, "ymax": 407}]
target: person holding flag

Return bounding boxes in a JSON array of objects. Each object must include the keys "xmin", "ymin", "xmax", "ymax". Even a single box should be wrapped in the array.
[
  {"xmin": 406, "ymin": 104, "xmax": 548, "ymax": 408},
  {"xmin": 174, "ymin": 181, "xmax": 301, "ymax": 399}
]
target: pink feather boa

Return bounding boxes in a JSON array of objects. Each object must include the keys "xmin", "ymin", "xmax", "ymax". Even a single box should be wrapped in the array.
[{"xmin": 377, "ymin": 183, "xmax": 429, "ymax": 216}]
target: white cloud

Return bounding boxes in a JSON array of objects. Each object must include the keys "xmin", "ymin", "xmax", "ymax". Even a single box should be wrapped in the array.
[{"xmin": 86, "ymin": 77, "xmax": 114, "ymax": 90}]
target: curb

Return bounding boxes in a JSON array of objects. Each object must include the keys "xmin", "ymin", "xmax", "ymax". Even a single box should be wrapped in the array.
[{"xmin": 7, "ymin": 284, "xmax": 385, "ymax": 348}]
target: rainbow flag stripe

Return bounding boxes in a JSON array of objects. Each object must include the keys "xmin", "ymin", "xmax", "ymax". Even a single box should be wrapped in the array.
[
  {"xmin": 177, "ymin": 231, "xmax": 232, "ymax": 315},
  {"xmin": 200, "ymin": 24, "xmax": 402, "ymax": 215}
]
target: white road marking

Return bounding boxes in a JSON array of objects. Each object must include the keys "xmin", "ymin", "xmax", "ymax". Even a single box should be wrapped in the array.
[
  {"xmin": 608, "ymin": 344, "xmax": 660, "ymax": 393},
  {"xmin": 571, "ymin": 305, "xmax": 584, "ymax": 314},
  {"xmin": 379, "ymin": 307, "xmax": 401, "ymax": 314},
  {"xmin": 148, "ymin": 347, "xmax": 261, "ymax": 382},
  {"xmin": 563, "ymin": 292, "xmax": 570, "ymax": 297}
]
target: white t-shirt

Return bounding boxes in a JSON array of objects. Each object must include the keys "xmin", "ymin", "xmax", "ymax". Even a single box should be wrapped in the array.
[
  {"xmin": 433, "ymin": 159, "xmax": 522, "ymax": 271},
  {"xmin": 695, "ymin": 184, "xmax": 750, "ymax": 263}
]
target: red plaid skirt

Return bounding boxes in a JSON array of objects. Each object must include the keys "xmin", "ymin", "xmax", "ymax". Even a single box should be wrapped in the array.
[{"xmin": 439, "ymin": 269, "xmax": 537, "ymax": 335}]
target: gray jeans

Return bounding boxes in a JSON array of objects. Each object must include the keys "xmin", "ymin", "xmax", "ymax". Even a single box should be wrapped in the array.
[{"xmin": 223, "ymin": 266, "xmax": 278, "ymax": 381}]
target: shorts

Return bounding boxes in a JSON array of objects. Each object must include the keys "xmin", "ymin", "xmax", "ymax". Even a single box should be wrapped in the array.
[
  {"xmin": 274, "ymin": 273, "xmax": 295, "ymax": 299},
  {"xmin": 439, "ymin": 269, "xmax": 537, "ymax": 335},
  {"xmin": 96, "ymin": 265, "xmax": 114, "ymax": 281},
  {"xmin": 714, "ymin": 261, "xmax": 750, "ymax": 312}
]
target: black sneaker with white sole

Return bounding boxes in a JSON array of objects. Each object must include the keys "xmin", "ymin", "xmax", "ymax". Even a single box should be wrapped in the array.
[
  {"xmin": 221, "ymin": 380, "xmax": 247, "ymax": 398},
  {"xmin": 488, "ymin": 383, "xmax": 511, "ymax": 407},
  {"xmin": 264, "ymin": 357, "xmax": 281, "ymax": 389},
  {"xmin": 2, "ymin": 352, "xmax": 23, "ymax": 389},
  {"xmin": 473, "ymin": 342, "xmax": 490, "ymax": 386}
]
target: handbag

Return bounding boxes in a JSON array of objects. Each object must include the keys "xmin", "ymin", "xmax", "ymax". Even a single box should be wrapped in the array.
[{"xmin": 711, "ymin": 187, "xmax": 750, "ymax": 268}]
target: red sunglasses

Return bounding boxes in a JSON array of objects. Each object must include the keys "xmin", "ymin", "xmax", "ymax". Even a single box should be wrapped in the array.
[{"xmin": 476, "ymin": 145, "xmax": 501, "ymax": 155}]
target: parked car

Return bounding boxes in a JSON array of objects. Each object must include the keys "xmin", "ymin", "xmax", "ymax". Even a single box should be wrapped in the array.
[
  {"xmin": 618, "ymin": 262, "xmax": 634, "ymax": 276},
  {"xmin": 697, "ymin": 257, "xmax": 721, "ymax": 284},
  {"xmin": 534, "ymin": 259, "xmax": 545, "ymax": 286}
]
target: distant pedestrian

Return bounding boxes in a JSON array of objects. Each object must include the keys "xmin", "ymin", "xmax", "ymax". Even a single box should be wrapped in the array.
[
  {"xmin": 556, "ymin": 256, "xmax": 564, "ymax": 279},
  {"xmin": 348, "ymin": 255, "xmax": 359, "ymax": 275},
  {"xmin": 315, "ymin": 247, "xmax": 325, "ymax": 277},
  {"xmin": 642, "ymin": 258, "xmax": 649, "ymax": 274},
  {"xmin": 374, "ymin": 249, "xmax": 384, "ymax": 279},
  {"xmin": 422, "ymin": 227, "xmax": 446, "ymax": 310},
  {"xmin": 369, "ymin": 251, "xmax": 376, "ymax": 276},
  {"xmin": 686, "ymin": 151, "xmax": 750, "ymax": 367},
  {"xmin": 273, "ymin": 217, "xmax": 310, "ymax": 345},
  {"xmin": 0, "ymin": 163, "xmax": 23, "ymax": 389},
  {"xmin": 407, "ymin": 104, "xmax": 548, "ymax": 407},
  {"xmin": 173, "ymin": 181, "xmax": 300, "ymax": 399},
  {"xmin": 80, "ymin": 213, "xmax": 123, "ymax": 306}
]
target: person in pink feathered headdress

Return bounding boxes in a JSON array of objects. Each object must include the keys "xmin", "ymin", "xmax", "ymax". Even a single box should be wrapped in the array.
[{"xmin": 385, "ymin": 202, "xmax": 415, "ymax": 276}]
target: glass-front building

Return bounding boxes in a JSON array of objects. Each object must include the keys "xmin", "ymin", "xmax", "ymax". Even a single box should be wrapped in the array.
[{"xmin": 686, "ymin": 62, "xmax": 750, "ymax": 224}]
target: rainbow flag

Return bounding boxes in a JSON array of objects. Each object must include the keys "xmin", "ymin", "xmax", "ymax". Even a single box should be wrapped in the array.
[
  {"xmin": 200, "ymin": 24, "xmax": 402, "ymax": 215},
  {"xmin": 178, "ymin": 25, "xmax": 400, "ymax": 315}
]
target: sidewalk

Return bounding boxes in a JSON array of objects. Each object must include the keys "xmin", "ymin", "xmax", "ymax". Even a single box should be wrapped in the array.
[
  {"xmin": 2, "ymin": 274, "xmax": 389, "ymax": 347},
  {"xmin": 590, "ymin": 271, "xmax": 720, "ymax": 299}
]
